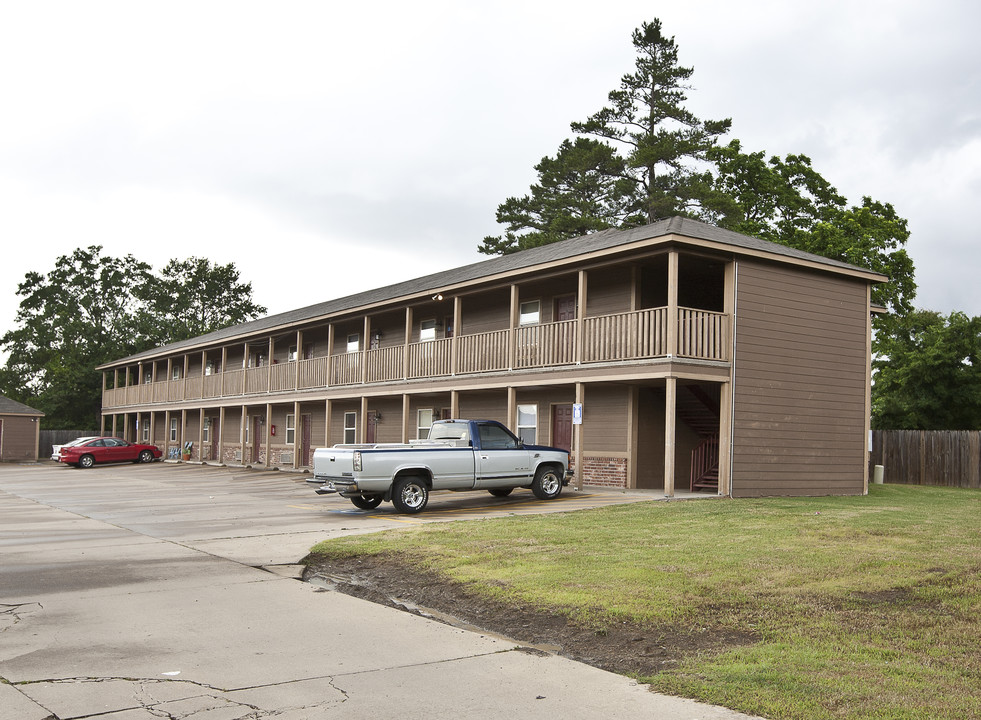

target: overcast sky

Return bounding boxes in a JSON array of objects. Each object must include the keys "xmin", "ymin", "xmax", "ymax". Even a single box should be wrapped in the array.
[{"xmin": 1, "ymin": 0, "xmax": 979, "ymax": 341}]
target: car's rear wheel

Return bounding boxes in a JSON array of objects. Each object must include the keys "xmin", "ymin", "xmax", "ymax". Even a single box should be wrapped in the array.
[
  {"xmin": 138, "ymin": 450, "xmax": 154, "ymax": 463},
  {"xmin": 391, "ymin": 476, "xmax": 429, "ymax": 514},
  {"xmin": 531, "ymin": 465, "xmax": 563, "ymax": 500},
  {"xmin": 78, "ymin": 454, "xmax": 95, "ymax": 469},
  {"xmin": 350, "ymin": 494, "xmax": 384, "ymax": 510},
  {"xmin": 488, "ymin": 487, "xmax": 513, "ymax": 497}
]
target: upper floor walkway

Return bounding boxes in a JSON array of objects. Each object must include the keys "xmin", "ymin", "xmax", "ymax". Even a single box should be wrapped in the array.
[{"xmin": 103, "ymin": 305, "xmax": 730, "ymax": 410}]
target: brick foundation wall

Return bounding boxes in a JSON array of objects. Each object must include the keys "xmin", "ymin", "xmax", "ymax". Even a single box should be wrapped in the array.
[{"xmin": 577, "ymin": 456, "xmax": 628, "ymax": 488}]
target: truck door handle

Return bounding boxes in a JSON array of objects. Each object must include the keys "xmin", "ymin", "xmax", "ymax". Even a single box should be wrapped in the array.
[{"xmin": 480, "ymin": 455, "xmax": 489, "ymax": 460}]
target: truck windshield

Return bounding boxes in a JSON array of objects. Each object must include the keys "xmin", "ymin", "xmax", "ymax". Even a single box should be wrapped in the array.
[{"xmin": 428, "ymin": 422, "xmax": 469, "ymax": 445}]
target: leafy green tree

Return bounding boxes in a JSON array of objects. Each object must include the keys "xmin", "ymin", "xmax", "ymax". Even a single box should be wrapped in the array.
[
  {"xmin": 873, "ymin": 310, "xmax": 981, "ymax": 430},
  {"xmin": 0, "ymin": 247, "xmax": 154, "ymax": 428},
  {"xmin": 0, "ymin": 249, "xmax": 266, "ymax": 429},
  {"xmin": 706, "ymin": 140, "xmax": 916, "ymax": 316},
  {"xmin": 137, "ymin": 257, "xmax": 266, "ymax": 344},
  {"xmin": 479, "ymin": 19, "xmax": 730, "ymax": 255}
]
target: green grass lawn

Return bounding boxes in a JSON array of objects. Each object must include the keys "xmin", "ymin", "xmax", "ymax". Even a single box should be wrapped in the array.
[{"xmin": 307, "ymin": 484, "xmax": 981, "ymax": 720}]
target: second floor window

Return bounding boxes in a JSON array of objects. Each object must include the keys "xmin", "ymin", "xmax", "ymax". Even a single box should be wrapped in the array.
[
  {"xmin": 347, "ymin": 334, "xmax": 360, "ymax": 353},
  {"xmin": 420, "ymin": 319, "xmax": 437, "ymax": 342},
  {"xmin": 519, "ymin": 300, "xmax": 540, "ymax": 326},
  {"xmin": 288, "ymin": 346, "xmax": 298, "ymax": 362}
]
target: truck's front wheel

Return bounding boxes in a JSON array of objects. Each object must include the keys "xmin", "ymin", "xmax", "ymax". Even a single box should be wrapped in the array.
[
  {"xmin": 392, "ymin": 476, "xmax": 429, "ymax": 514},
  {"xmin": 532, "ymin": 466, "xmax": 563, "ymax": 500}
]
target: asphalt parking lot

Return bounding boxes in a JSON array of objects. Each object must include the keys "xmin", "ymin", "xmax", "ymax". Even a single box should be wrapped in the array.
[{"xmin": 0, "ymin": 460, "xmax": 753, "ymax": 720}]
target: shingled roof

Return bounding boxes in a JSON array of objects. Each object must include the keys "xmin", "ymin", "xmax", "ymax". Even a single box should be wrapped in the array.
[
  {"xmin": 0, "ymin": 395, "xmax": 44, "ymax": 416},
  {"xmin": 101, "ymin": 216, "xmax": 887, "ymax": 367}
]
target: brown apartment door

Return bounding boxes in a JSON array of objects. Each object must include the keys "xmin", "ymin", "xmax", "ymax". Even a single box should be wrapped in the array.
[
  {"xmin": 366, "ymin": 412, "xmax": 378, "ymax": 444},
  {"xmin": 301, "ymin": 414, "xmax": 313, "ymax": 466},
  {"xmin": 555, "ymin": 295, "xmax": 577, "ymax": 322},
  {"xmin": 210, "ymin": 416, "xmax": 220, "ymax": 461},
  {"xmin": 252, "ymin": 417, "xmax": 262, "ymax": 463},
  {"xmin": 552, "ymin": 404, "xmax": 573, "ymax": 452}
]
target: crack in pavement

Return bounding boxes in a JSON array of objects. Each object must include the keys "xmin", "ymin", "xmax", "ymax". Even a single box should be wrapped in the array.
[{"xmin": 0, "ymin": 601, "xmax": 43, "ymax": 633}]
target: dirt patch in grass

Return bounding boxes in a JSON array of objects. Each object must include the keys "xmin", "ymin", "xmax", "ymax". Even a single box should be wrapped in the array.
[{"xmin": 303, "ymin": 553, "xmax": 757, "ymax": 677}]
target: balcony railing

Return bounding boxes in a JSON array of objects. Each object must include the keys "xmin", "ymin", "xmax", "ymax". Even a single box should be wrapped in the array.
[{"xmin": 103, "ymin": 307, "xmax": 729, "ymax": 409}]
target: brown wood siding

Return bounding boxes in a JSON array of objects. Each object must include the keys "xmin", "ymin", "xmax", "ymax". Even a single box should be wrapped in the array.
[
  {"xmin": 586, "ymin": 267, "xmax": 633, "ymax": 317},
  {"xmin": 0, "ymin": 416, "xmax": 38, "ymax": 461},
  {"xmin": 460, "ymin": 289, "xmax": 510, "ymax": 336},
  {"xmin": 582, "ymin": 385, "xmax": 629, "ymax": 454},
  {"xmin": 731, "ymin": 261, "xmax": 869, "ymax": 497},
  {"xmin": 458, "ymin": 391, "xmax": 509, "ymax": 426}
]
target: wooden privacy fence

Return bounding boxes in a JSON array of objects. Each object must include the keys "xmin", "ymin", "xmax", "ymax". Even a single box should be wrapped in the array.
[
  {"xmin": 39, "ymin": 430, "xmax": 99, "ymax": 459},
  {"xmin": 870, "ymin": 430, "xmax": 981, "ymax": 489}
]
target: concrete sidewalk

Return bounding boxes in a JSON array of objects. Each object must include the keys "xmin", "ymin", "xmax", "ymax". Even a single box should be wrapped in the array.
[{"xmin": 0, "ymin": 464, "xmax": 761, "ymax": 719}]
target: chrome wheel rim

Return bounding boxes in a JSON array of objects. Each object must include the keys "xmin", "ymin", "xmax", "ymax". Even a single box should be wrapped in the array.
[{"xmin": 401, "ymin": 483, "xmax": 426, "ymax": 509}]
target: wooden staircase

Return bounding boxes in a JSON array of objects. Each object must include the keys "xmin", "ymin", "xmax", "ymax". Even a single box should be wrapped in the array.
[{"xmin": 677, "ymin": 386, "xmax": 721, "ymax": 493}]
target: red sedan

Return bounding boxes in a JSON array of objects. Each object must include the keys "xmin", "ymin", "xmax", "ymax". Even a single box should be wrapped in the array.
[{"xmin": 58, "ymin": 437, "xmax": 162, "ymax": 468}]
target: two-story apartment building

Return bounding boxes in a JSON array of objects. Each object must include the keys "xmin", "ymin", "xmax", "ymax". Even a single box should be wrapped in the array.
[{"xmin": 97, "ymin": 217, "xmax": 885, "ymax": 497}]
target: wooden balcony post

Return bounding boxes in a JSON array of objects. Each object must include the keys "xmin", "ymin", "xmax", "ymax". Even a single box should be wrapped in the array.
[
  {"xmin": 183, "ymin": 355, "xmax": 189, "ymax": 400},
  {"xmin": 112, "ymin": 414, "xmax": 118, "ymax": 439},
  {"xmin": 326, "ymin": 324, "xmax": 334, "ymax": 388},
  {"xmin": 239, "ymin": 405, "xmax": 247, "ymax": 465},
  {"xmin": 575, "ymin": 270, "xmax": 587, "ymax": 364},
  {"xmin": 362, "ymin": 317, "xmax": 371, "ymax": 384},
  {"xmin": 667, "ymin": 250, "xmax": 679, "ymax": 358},
  {"xmin": 220, "ymin": 347, "xmax": 228, "ymax": 397},
  {"xmin": 508, "ymin": 284, "xmax": 519, "ymax": 370},
  {"xmin": 507, "ymin": 387, "xmax": 516, "ymax": 433},
  {"xmin": 451, "ymin": 295, "xmax": 461, "ymax": 375},
  {"xmin": 450, "ymin": 390, "xmax": 459, "ymax": 419},
  {"xmin": 324, "ymin": 399, "xmax": 332, "ymax": 446},
  {"xmin": 294, "ymin": 330, "xmax": 303, "ymax": 390},
  {"xmin": 403, "ymin": 308, "xmax": 412, "ymax": 380},
  {"xmin": 200, "ymin": 351, "xmax": 206, "ymax": 398},
  {"xmin": 664, "ymin": 375, "xmax": 677, "ymax": 497},
  {"xmin": 164, "ymin": 410, "xmax": 171, "ymax": 455},
  {"xmin": 267, "ymin": 337, "xmax": 275, "ymax": 392}
]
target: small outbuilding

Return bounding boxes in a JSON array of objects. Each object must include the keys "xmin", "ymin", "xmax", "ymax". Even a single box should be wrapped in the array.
[{"xmin": 0, "ymin": 395, "xmax": 44, "ymax": 462}]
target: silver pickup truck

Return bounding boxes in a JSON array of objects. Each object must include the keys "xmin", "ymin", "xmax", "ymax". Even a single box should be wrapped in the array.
[{"xmin": 308, "ymin": 419, "xmax": 571, "ymax": 514}]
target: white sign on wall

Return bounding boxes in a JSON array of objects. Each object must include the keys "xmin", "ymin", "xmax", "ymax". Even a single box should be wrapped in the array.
[{"xmin": 572, "ymin": 403, "xmax": 583, "ymax": 425}]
